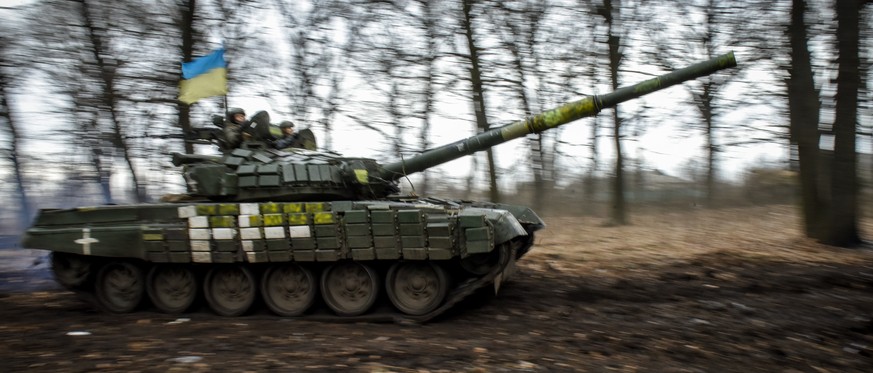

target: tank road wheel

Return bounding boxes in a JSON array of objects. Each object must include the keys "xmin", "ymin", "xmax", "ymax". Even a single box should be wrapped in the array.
[
  {"xmin": 260, "ymin": 263, "xmax": 317, "ymax": 317},
  {"xmin": 51, "ymin": 252, "xmax": 92, "ymax": 289},
  {"xmin": 320, "ymin": 262, "xmax": 379, "ymax": 316},
  {"xmin": 386, "ymin": 261, "xmax": 449, "ymax": 316},
  {"xmin": 147, "ymin": 265, "xmax": 198, "ymax": 314},
  {"xmin": 95, "ymin": 261, "xmax": 145, "ymax": 313},
  {"xmin": 204, "ymin": 265, "xmax": 256, "ymax": 317}
]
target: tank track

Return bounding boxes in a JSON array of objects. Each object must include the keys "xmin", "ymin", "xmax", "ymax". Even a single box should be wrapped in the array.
[{"xmin": 57, "ymin": 243, "xmax": 518, "ymax": 324}]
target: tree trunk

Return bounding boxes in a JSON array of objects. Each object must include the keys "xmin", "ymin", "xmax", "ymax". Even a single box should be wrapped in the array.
[
  {"xmin": 672, "ymin": 3, "xmax": 722, "ymax": 206},
  {"xmin": 87, "ymin": 132, "xmax": 113, "ymax": 204},
  {"xmin": 462, "ymin": 0, "xmax": 500, "ymax": 203},
  {"xmin": 177, "ymin": 0, "xmax": 196, "ymax": 154},
  {"xmin": 787, "ymin": 0, "xmax": 825, "ymax": 239},
  {"xmin": 531, "ymin": 135, "xmax": 547, "ymax": 211},
  {"xmin": 508, "ymin": 39, "xmax": 546, "ymax": 209},
  {"xmin": 324, "ymin": 74, "xmax": 340, "ymax": 151},
  {"xmin": 80, "ymin": 0, "xmax": 146, "ymax": 202},
  {"xmin": 586, "ymin": 100, "xmax": 599, "ymax": 207},
  {"xmin": 695, "ymin": 83, "xmax": 717, "ymax": 205},
  {"xmin": 0, "ymin": 71, "xmax": 33, "ymax": 231},
  {"xmin": 823, "ymin": 0, "xmax": 862, "ymax": 246},
  {"xmin": 419, "ymin": 1, "xmax": 439, "ymax": 196},
  {"xmin": 604, "ymin": 0, "xmax": 627, "ymax": 225},
  {"xmin": 611, "ymin": 107, "xmax": 627, "ymax": 225}
]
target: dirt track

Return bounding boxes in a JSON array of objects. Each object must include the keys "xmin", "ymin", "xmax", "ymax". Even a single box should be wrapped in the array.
[{"xmin": 1, "ymin": 205, "xmax": 872, "ymax": 372}]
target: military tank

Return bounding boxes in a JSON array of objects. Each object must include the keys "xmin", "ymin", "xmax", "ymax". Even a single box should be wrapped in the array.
[{"xmin": 22, "ymin": 52, "xmax": 737, "ymax": 322}]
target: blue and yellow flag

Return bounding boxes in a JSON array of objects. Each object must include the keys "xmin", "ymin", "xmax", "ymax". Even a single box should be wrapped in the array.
[{"xmin": 179, "ymin": 48, "xmax": 228, "ymax": 104}]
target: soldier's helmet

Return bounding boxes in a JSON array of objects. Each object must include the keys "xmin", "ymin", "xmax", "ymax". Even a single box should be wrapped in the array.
[
  {"xmin": 279, "ymin": 121, "xmax": 295, "ymax": 129},
  {"xmin": 226, "ymin": 107, "xmax": 246, "ymax": 122}
]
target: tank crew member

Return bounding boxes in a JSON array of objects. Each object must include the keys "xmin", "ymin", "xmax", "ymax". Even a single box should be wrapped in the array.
[
  {"xmin": 224, "ymin": 107, "xmax": 252, "ymax": 148},
  {"xmin": 273, "ymin": 120, "xmax": 303, "ymax": 149}
]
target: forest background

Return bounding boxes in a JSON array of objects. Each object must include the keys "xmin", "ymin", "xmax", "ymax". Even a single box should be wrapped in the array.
[{"xmin": 0, "ymin": 0, "xmax": 871, "ymax": 246}]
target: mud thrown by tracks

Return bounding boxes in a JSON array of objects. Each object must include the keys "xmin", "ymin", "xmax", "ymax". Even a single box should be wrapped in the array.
[{"xmin": 1, "ymin": 205, "xmax": 872, "ymax": 372}]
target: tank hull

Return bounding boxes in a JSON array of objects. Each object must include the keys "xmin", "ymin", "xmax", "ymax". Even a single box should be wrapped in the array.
[{"xmin": 23, "ymin": 199, "xmax": 543, "ymax": 322}]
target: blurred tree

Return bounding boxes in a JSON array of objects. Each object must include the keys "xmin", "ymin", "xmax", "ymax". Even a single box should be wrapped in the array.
[
  {"xmin": 410, "ymin": 0, "xmax": 452, "ymax": 196},
  {"xmin": 787, "ymin": 0, "xmax": 824, "ymax": 238},
  {"xmin": 177, "ymin": 0, "xmax": 198, "ymax": 154},
  {"xmin": 77, "ymin": 0, "xmax": 147, "ymax": 202},
  {"xmin": 274, "ymin": 0, "xmax": 340, "ymax": 149},
  {"xmin": 584, "ymin": 61, "xmax": 602, "ymax": 206},
  {"xmin": 462, "ymin": 0, "xmax": 501, "ymax": 203},
  {"xmin": 24, "ymin": 0, "xmax": 114, "ymax": 204},
  {"xmin": 0, "ymin": 33, "xmax": 33, "ymax": 231},
  {"xmin": 866, "ymin": 6, "xmax": 873, "ymax": 186},
  {"xmin": 342, "ymin": 2, "xmax": 418, "ymax": 160},
  {"xmin": 822, "ymin": 0, "xmax": 864, "ymax": 246},
  {"xmin": 642, "ymin": 0, "xmax": 766, "ymax": 205},
  {"xmin": 492, "ymin": 0, "xmax": 554, "ymax": 210},
  {"xmin": 596, "ymin": 0, "xmax": 629, "ymax": 225},
  {"xmin": 199, "ymin": 0, "xmax": 280, "ymax": 112},
  {"xmin": 786, "ymin": 0, "xmax": 869, "ymax": 246},
  {"xmin": 863, "ymin": 6, "xmax": 871, "ymax": 178},
  {"xmin": 21, "ymin": 0, "xmax": 207, "ymax": 204}
]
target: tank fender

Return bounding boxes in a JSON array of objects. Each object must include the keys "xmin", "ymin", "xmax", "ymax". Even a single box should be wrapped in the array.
[
  {"xmin": 459, "ymin": 208, "xmax": 527, "ymax": 244},
  {"xmin": 22, "ymin": 225, "xmax": 147, "ymax": 259},
  {"xmin": 488, "ymin": 203, "xmax": 546, "ymax": 231}
]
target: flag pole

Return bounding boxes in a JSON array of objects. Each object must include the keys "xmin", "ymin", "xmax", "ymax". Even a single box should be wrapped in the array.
[{"xmin": 223, "ymin": 42, "xmax": 228, "ymax": 115}]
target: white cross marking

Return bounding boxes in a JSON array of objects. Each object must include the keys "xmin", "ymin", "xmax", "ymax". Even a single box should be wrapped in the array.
[{"xmin": 74, "ymin": 228, "xmax": 99, "ymax": 255}]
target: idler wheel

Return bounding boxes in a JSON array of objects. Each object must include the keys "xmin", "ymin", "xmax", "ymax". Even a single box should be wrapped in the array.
[
  {"xmin": 320, "ymin": 262, "xmax": 379, "ymax": 316},
  {"xmin": 51, "ymin": 252, "xmax": 93, "ymax": 289},
  {"xmin": 386, "ymin": 261, "xmax": 449, "ymax": 316},
  {"xmin": 95, "ymin": 261, "xmax": 144, "ymax": 313},
  {"xmin": 147, "ymin": 265, "xmax": 197, "ymax": 314},
  {"xmin": 261, "ymin": 263, "xmax": 317, "ymax": 317},
  {"xmin": 204, "ymin": 265, "xmax": 256, "ymax": 317}
]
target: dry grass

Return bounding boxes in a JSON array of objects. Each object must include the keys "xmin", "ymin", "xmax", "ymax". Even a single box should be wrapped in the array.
[{"xmin": 531, "ymin": 204, "xmax": 873, "ymax": 271}]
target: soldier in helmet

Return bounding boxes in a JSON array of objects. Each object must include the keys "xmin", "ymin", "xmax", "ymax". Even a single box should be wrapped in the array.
[
  {"xmin": 273, "ymin": 120, "xmax": 303, "ymax": 149},
  {"xmin": 224, "ymin": 107, "xmax": 251, "ymax": 148}
]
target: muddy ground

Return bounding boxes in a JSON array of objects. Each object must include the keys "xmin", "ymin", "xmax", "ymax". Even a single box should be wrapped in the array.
[{"xmin": 1, "ymin": 205, "xmax": 872, "ymax": 372}]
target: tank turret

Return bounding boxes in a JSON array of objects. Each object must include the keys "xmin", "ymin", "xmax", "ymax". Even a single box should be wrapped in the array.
[
  {"xmin": 23, "ymin": 53, "xmax": 737, "ymax": 322},
  {"xmin": 177, "ymin": 52, "xmax": 737, "ymax": 202}
]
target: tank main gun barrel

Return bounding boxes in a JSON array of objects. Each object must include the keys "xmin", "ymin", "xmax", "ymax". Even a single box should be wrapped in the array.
[{"xmin": 379, "ymin": 52, "xmax": 737, "ymax": 180}]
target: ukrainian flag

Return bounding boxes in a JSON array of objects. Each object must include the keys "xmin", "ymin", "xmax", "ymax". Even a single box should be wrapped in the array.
[{"xmin": 179, "ymin": 48, "xmax": 228, "ymax": 104}]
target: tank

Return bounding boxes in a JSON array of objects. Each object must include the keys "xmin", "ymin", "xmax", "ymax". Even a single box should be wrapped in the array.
[{"xmin": 22, "ymin": 52, "xmax": 737, "ymax": 322}]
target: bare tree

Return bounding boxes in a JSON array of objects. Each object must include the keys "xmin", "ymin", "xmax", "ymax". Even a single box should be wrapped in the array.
[
  {"xmin": 344, "ymin": 7, "xmax": 419, "ymax": 158},
  {"xmin": 642, "ymin": 0, "xmax": 770, "ymax": 205},
  {"xmin": 822, "ymin": 0, "xmax": 864, "ymax": 246},
  {"xmin": 461, "ymin": 0, "xmax": 500, "ymax": 202},
  {"xmin": 77, "ymin": 0, "xmax": 146, "ymax": 202},
  {"xmin": 176, "ymin": 0, "xmax": 198, "ymax": 154},
  {"xmin": 787, "ymin": 0, "xmax": 824, "ymax": 238},
  {"xmin": 492, "ymin": 0, "xmax": 556, "ymax": 210},
  {"xmin": 595, "ymin": 0, "xmax": 629, "ymax": 224},
  {"xmin": 0, "ymin": 34, "xmax": 33, "ymax": 231},
  {"xmin": 274, "ymin": 0, "xmax": 341, "ymax": 148}
]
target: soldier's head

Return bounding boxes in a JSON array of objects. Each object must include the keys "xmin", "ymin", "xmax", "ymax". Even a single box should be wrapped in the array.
[
  {"xmin": 279, "ymin": 121, "xmax": 295, "ymax": 135},
  {"xmin": 227, "ymin": 107, "xmax": 246, "ymax": 125}
]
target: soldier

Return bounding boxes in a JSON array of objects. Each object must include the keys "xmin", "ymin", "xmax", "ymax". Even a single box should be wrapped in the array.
[
  {"xmin": 273, "ymin": 120, "xmax": 303, "ymax": 149},
  {"xmin": 224, "ymin": 107, "xmax": 251, "ymax": 148}
]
